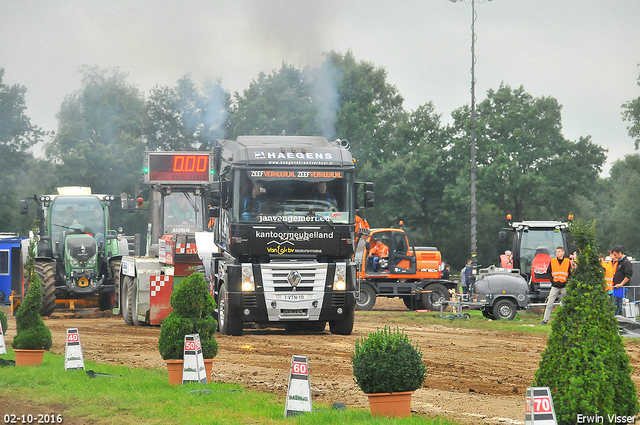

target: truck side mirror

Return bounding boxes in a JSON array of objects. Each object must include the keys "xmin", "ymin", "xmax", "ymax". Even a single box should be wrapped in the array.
[
  {"xmin": 364, "ymin": 182, "xmax": 374, "ymax": 208},
  {"xmin": 211, "ymin": 181, "xmax": 230, "ymax": 207},
  {"xmin": 19, "ymin": 199, "xmax": 28, "ymax": 214},
  {"xmin": 498, "ymin": 230, "xmax": 509, "ymax": 243},
  {"xmin": 211, "ymin": 181, "xmax": 222, "ymax": 199},
  {"xmin": 356, "ymin": 182, "xmax": 375, "ymax": 208}
]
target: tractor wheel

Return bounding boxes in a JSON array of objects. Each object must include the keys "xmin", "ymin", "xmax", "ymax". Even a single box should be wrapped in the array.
[
  {"xmin": 218, "ymin": 285, "xmax": 242, "ymax": 336},
  {"xmin": 419, "ymin": 283, "xmax": 449, "ymax": 311},
  {"xmin": 98, "ymin": 293, "xmax": 113, "ymax": 311},
  {"xmin": 35, "ymin": 261, "xmax": 56, "ymax": 316},
  {"xmin": 492, "ymin": 299, "xmax": 517, "ymax": 320},
  {"xmin": 121, "ymin": 275, "xmax": 134, "ymax": 325},
  {"xmin": 355, "ymin": 284, "xmax": 376, "ymax": 310},
  {"xmin": 329, "ymin": 309, "xmax": 355, "ymax": 335}
]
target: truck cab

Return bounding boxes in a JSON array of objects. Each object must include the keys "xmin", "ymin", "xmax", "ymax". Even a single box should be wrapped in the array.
[
  {"xmin": 117, "ymin": 151, "xmax": 215, "ymax": 326},
  {"xmin": 209, "ymin": 136, "xmax": 373, "ymax": 336}
]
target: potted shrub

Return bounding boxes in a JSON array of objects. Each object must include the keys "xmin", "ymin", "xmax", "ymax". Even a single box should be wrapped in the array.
[
  {"xmin": 352, "ymin": 327, "xmax": 426, "ymax": 417},
  {"xmin": 158, "ymin": 272, "xmax": 218, "ymax": 384},
  {"xmin": 11, "ymin": 227, "xmax": 52, "ymax": 365}
]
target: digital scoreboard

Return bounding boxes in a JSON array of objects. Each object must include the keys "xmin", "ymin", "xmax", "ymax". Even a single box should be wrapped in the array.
[{"xmin": 144, "ymin": 152, "xmax": 214, "ymax": 184}]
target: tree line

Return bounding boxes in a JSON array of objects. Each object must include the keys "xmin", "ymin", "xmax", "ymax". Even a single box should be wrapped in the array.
[{"xmin": 2, "ymin": 51, "xmax": 640, "ymax": 270}]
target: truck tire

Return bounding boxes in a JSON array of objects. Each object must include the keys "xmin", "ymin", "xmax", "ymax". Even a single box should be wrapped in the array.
[
  {"xmin": 127, "ymin": 277, "xmax": 146, "ymax": 326},
  {"xmin": 356, "ymin": 284, "xmax": 376, "ymax": 311},
  {"xmin": 402, "ymin": 296, "xmax": 418, "ymax": 311},
  {"xmin": 481, "ymin": 309, "xmax": 495, "ymax": 320},
  {"xmin": 121, "ymin": 275, "xmax": 134, "ymax": 325},
  {"xmin": 329, "ymin": 309, "xmax": 354, "ymax": 335},
  {"xmin": 419, "ymin": 283, "xmax": 448, "ymax": 311},
  {"xmin": 218, "ymin": 285, "xmax": 242, "ymax": 336},
  {"xmin": 110, "ymin": 260, "xmax": 121, "ymax": 311},
  {"xmin": 492, "ymin": 299, "xmax": 517, "ymax": 320},
  {"xmin": 35, "ymin": 261, "xmax": 56, "ymax": 317}
]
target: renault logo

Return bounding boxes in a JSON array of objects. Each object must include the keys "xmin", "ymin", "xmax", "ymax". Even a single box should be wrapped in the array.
[{"xmin": 287, "ymin": 270, "xmax": 302, "ymax": 287}]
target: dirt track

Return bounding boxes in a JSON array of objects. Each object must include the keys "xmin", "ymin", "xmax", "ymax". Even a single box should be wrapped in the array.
[{"xmin": 3, "ymin": 299, "xmax": 640, "ymax": 425}]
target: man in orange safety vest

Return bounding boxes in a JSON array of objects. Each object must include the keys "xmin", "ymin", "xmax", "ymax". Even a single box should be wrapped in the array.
[
  {"xmin": 541, "ymin": 246, "xmax": 572, "ymax": 325},
  {"xmin": 367, "ymin": 239, "xmax": 389, "ymax": 272},
  {"xmin": 601, "ymin": 254, "xmax": 615, "ymax": 295}
]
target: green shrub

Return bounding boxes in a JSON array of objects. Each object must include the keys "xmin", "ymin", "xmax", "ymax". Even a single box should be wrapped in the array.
[
  {"xmin": 12, "ymin": 221, "xmax": 52, "ymax": 351},
  {"xmin": 12, "ymin": 278, "xmax": 52, "ymax": 350},
  {"xmin": 534, "ymin": 220, "xmax": 639, "ymax": 423},
  {"xmin": 158, "ymin": 273, "xmax": 218, "ymax": 360},
  {"xmin": 0, "ymin": 309, "xmax": 7, "ymax": 334},
  {"xmin": 352, "ymin": 326, "xmax": 426, "ymax": 394}
]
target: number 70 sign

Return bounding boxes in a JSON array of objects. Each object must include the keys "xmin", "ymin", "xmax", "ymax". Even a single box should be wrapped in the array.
[{"xmin": 525, "ymin": 387, "xmax": 557, "ymax": 425}]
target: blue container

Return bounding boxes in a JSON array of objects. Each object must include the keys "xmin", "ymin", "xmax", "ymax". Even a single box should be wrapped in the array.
[{"xmin": 0, "ymin": 235, "xmax": 26, "ymax": 305}]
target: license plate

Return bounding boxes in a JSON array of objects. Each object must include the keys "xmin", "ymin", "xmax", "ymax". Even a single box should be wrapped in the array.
[
  {"xmin": 281, "ymin": 309, "xmax": 307, "ymax": 316},
  {"xmin": 283, "ymin": 294, "xmax": 306, "ymax": 300}
]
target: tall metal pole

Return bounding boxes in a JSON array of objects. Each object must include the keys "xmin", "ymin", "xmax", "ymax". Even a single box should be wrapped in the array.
[{"xmin": 470, "ymin": 0, "xmax": 477, "ymax": 269}]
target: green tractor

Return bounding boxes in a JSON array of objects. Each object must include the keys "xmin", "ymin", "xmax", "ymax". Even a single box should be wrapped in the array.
[{"xmin": 19, "ymin": 187, "xmax": 129, "ymax": 316}]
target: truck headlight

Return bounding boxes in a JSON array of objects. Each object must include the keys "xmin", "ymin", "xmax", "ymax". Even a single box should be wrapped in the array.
[
  {"xmin": 70, "ymin": 258, "xmax": 79, "ymax": 267},
  {"xmin": 333, "ymin": 264, "xmax": 346, "ymax": 291},
  {"xmin": 87, "ymin": 256, "xmax": 96, "ymax": 267},
  {"xmin": 242, "ymin": 264, "xmax": 255, "ymax": 291}
]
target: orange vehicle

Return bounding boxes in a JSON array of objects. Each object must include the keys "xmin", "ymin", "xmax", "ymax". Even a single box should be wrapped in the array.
[{"xmin": 354, "ymin": 224, "xmax": 457, "ymax": 311}]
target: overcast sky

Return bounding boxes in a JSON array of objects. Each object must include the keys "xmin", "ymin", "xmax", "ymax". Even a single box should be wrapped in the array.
[{"xmin": 1, "ymin": 0, "xmax": 639, "ymax": 175}]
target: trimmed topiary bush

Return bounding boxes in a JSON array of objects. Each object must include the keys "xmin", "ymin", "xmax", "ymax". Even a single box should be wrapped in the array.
[
  {"xmin": 534, "ymin": 220, "xmax": 638, "ymax": 423},
  {"xmin": 158, "ymin": 272, "xmax": 218, "ymax": 360},
  {"xmin": 352, "ymin": 327, "xmax": 426, "ymax": 394},
  {"xmin": 12, "ymin": 222, "xmax": 52, "ymax": 351}
]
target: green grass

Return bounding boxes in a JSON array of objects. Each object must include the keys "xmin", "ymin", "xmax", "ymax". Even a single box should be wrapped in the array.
[
  {"xmin": 358, "ymin": 307, "xmax": 553, "ymax": 335},
  {"xmin": 0, "ymin": 350, "xmax": 459, "ymax": 425}
]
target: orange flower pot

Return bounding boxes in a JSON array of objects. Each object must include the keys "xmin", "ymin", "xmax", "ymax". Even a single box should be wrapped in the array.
[
  {"xmin": 14, "ymin": 349, "xmax": 45, "ymax": 366},
  {"xmin": 203, "ymin": 358, "xmax": 214, "ymax": 383},
  {"xmin": 366, "ymin": 391, "xmax": 413, "ymax": 417},
  {"xmin": 164, "ymin": 359, "xmax": 184, "ymax": 385}
]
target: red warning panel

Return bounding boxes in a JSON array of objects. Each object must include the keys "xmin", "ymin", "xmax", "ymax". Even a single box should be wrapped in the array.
[{"xmin": 150, "ymin": 275, "xmax": 173, "ymax": 325}]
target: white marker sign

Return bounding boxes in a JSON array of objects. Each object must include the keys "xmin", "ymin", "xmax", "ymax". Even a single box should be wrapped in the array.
[
  {"xmin": 182, "ymin": 334, "xmax": 207, "ymax": 384},
  {"xmin": 284, "ymin": 355, "xmax": 312, "ymax": 418},
  {"xmin": 0, "ymin": 321, "xmax": 6, "ymax": 355},
  {"xmin": 64, "ymin": 328, "xmax": 85, "ymax": 370},
  {"xmin": 525, "ymin": 387, "xmax": 557, "ymax": 425}
]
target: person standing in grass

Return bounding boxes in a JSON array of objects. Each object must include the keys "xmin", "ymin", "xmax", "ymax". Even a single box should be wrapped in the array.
[
  {"xmin": 541, "ymin": 247, "xmax": 571, "ymax": 325},
  {"xmin": 611, "ymin": 245, "xmax": 633, "ymax": 316}
]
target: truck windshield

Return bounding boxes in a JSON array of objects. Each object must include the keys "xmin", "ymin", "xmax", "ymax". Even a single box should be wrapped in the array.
[
  {"xmin": 519, "ymin": 229, "xmax": 565, "ymax": 274},
  {"xmin": 234, "ymin": 169, "xmax": 353, "ymax": 224},
  {"xmin": 163, "ymin": 191, "xmax": 205, "ymax": 234},
  {"xmin": 49, "ymin": 196, "xmax": 105, "ymax": 252}
]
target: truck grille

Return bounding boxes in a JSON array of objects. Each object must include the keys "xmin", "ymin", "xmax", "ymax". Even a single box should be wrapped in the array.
[{"xmin": 261, "ymin": 262, "xmax": 328, "ymax": 293}]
